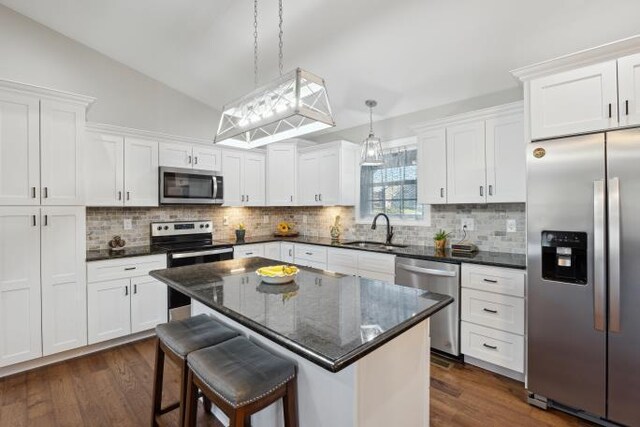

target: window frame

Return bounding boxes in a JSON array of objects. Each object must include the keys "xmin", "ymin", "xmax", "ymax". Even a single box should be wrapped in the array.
[{"xmin": 355, "ymin": 136, "xmax": 432, "ymax": 226}]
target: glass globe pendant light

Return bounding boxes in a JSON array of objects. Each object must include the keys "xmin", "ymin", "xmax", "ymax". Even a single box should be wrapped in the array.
[{"xmin": 360, "ymin": 99, "xmax": 384, "ymax": 166}]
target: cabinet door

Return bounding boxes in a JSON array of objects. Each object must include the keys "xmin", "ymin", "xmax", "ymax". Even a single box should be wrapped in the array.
[
  {"xmin": 159, "ymin": 142, "xmax": 191, "ymax": 168},
  {"xmin": 0, "ymin": 92, "xmax": 40, "ymax": 206},
  {"xmin": 618, "ymin": 53, "xmax": 640, "ymax": 128},
  {"xmin": 244, "ymin": 152, "xmax": 265, "ymax": 206},
  {"xmin": 87, "ymin": 279, "xmax": 131, "ymax": 344},
  {"xmin": 193, "ymin": 146, "xmax": 221, "ymax": 172},
  {"xmin": 264, "ymin": 242, "xmax": 281, "ymax": 261},
  {"xmin": 131, "ymin": 276, "xmax": 167, "ymax": 333},
  {"xmin": 40, "ymin": 100, "xmax": 85, "ymax": 205},
  {"xmin": 298, "ymin": 152, "xmax": 319, "ymax": 205},
  {"xmin": 0, "ymin": 207, "xmax": 41, "ymax": 367},
  {"xmin": 446, "ymin": 121, "xmax": 487, "ymax": 203},
  {"xmin": 85, "ymin": 133, "xmax": 124, "ymax": 206},
  {"xmin": 41, "ymin": 207, "xmax": 86, "ymax": 355},
  {"xmin": 280, "ymin": 243, "xmax": 295, "ymax": 263},
  {"xmin": 327, "ymin": 248, "xmax": 358, "ymax": 275},
  {"xmin": 417, "ymin": 128, "xmax": 447, "ymax": 204},
  {"xmin": 530, "ymin": 61, "xmax": 618, "ymax": 140},
  {"xmin": 233, "ymin": 244, "xmax": 265, "ymax": 259},
  {"xmin": 267, "ymin": 144, "xmax": 296, "ymax": 205},
  {"xmin": 318, "ymin": 149, "xmax": 339, "ymax": 205},
  {"xmin": 485, "ymin": 114, "xmax": 525, "ymax": 203},
  {"xmin": 222, "ymin": 151, "xmax": 244, "ymax": 206},
  {"xmin": 124, "ymin": 138, "xmax": 158, "ymax": 206}
]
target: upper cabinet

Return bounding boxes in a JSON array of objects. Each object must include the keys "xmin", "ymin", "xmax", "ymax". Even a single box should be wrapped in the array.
[
  {"xmin": 222, "ymin": 150, "xmax": 265, "ymax": 207},
  {"xmin": 159, "ymin": 142, "xmax": 221, "ymax": 171},
  {"xmin": 414, "ymin": 103, "xmax": 525, "ymax": 205},
  {"xmin": 0, "ymin": 83, "xmax": 93, "ymax": 207},
  {"xmin": 267, "ymin": 142, "xmax": 300, "ymax": 206},
  {"xmin": 124, "ymin": 138, "xmax": 159, "ymax": 206},
  {"xmin": 298, "ymin": 141, "xmax": 358, "ymax": 206},
  {"xmin": 617, "ymin": 53, "xmax": 640, "ymax": 128}
]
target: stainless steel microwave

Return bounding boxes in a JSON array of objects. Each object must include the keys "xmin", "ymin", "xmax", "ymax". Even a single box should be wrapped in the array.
[{"xmin": 159, "ymin": 167, "xmax": 223, "ymax": 205}]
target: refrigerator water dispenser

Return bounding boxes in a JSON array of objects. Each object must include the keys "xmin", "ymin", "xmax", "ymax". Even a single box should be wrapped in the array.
[{"xmin": 541, "ymin": 231, "xmax": 587, "ymax": 284}]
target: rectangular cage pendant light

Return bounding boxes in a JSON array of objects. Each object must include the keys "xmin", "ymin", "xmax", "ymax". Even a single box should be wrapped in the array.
[{"xmin": 214, "ymin": 68, "xmax": 335, "ymax": 149}]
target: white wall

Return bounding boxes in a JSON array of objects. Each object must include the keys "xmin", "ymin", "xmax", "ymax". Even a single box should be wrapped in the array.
[{"xmin": 0, "ymin": 5, "xmax": 219, "ymax": 139}]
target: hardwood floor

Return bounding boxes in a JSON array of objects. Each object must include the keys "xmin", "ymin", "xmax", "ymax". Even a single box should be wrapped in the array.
[{"xmin": 0, "ymin": 338, "xmax": 594, "ymax": 426}]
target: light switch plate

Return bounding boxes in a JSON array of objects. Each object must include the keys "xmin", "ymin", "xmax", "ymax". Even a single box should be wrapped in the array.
[
  {"xmin": 461, "ymin": 218, "xmax": 475, "ymax": 231},
  {"xmin": 223, "ymin": 216, "xmax": 229, "ymax": 226},
  {"xmin": 507, "ymin": 219, "xmax": 517, "ymax": 233},
  {"xmin": 123, "ymin": 218, "xmax": 132, "ymax": 230}
]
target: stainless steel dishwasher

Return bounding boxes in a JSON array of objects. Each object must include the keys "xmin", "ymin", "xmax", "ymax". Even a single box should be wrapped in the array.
[{"xmin": 395, "ymin": 257, "xmax": 460, "ymax": 356}]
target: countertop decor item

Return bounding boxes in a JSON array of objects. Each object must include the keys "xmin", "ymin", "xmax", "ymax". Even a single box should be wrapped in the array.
[
  {"xmin": 214, "ymin": 0, "xmax": 334, "ymax": 149},
  {"xmin": 235, "ymin": 223, "xmax": 246, "ymax": 242},
  {"xmin": 274, "ymin": 221, "xmax": 299, "ymax": 237},
  {"xmin": 330, "ymin": 215, "xmax": 342, "ymax": 241},
  {"xmin": 433, "ymin": 229, "xmax": 451, "ymax": 252},
  {"xmin": 256, "ymin": 265, "xmax": 299, "ymax": 284},
  {"xmin": 108, "ymin": 235, "xmax": 126, "ymax": 251},
  {"xmin": 360, "ymin": 99, "xmax": 384, "ymax": 166}
]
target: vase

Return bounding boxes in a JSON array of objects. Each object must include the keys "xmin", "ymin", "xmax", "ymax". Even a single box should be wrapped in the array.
[
  {"xmin": 434, "ymin": 239, "xmax": 446, "ymax": 251},
  {"xmin": 235, "ymin": 229, "xmax": 246, "ymax": 242}
]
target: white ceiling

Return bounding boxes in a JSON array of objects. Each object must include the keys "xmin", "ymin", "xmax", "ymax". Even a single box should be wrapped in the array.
[{"xmin": 3, "ymin": 0, "xmax": 640, "ymax": 131}]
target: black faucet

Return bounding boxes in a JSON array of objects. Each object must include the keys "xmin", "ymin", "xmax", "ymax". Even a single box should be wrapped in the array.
[{"xmin": 371, "ymin": 213, "xmax": 394, "ymax": 245}]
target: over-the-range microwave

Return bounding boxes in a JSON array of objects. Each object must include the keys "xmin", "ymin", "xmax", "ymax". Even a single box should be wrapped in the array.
[{"xmin": 159, "ymin": 167, "xmax": 224, "ymax": 205}]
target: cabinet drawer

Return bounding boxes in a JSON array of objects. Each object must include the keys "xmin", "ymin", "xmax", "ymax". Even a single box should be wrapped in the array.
[
  {"xmin": 233, "ymin": 244, "xmax": 264, "ymax": 259},
  {"xmin": 461, "ymin": 264, "xmax": 525, "ymax": 297},
  {"xmin": 461, "ymin": 321, "xmax": 524, "ymax": 373},
  {"xmin": 327, "ymin": 248, "xmax": 357, "ymax": 275},
  {"xmin": 356, "ymin": 251, "xmax": 395, "ymax": 275},
  {"xmin": 294, "ymin": 244, "xmax": 327, "ymax": 264},
  {"xmin": 461, "ymin": 289, "xmax": 524, "ymax": 334},
  {"xmin": 87, "ymin": 254, "xmax": 167, "ymax": 283}
]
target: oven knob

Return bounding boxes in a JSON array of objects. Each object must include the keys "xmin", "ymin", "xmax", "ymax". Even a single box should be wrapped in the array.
[
  {"xmin": 205, "ymin": 224, "xmax": 210, "ymax": 228},
  {"xmin": 200, "ymin": 224, "xmax": 204, "ymax": 228},
  {"xmin": 157, "ymin": 226, "xmax": 162, "ymax": 231},
  {"xmin": 164, "ymin": 226, "xmax": 169, "ymax": 230}
]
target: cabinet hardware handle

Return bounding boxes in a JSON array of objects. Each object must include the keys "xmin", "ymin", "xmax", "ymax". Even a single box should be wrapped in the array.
[
  {"xmin": 319, "ymin": 193, "xmax": 322, "ymax": 201},
  {"xmin": 289, "ymin": 249, "xmax": 293, "ymax": 256},
  {"xmin": 483, "ymin": 343, "xmax": 498, "ymax": 350},
  {"xmin": 118, "ymin": 191, "xmax": 122, "ymax": 201},
  {"xmin": 626, "ymin": 100, "xmax": 629, "ymax": 116},
  {"xmin": 43, "ymin": 187, "xmax": 48, "ymax": 198},
  {"xmin": 440, "ymin": 188, "xmax": 444, "ymax": 198},
  {"xmin": 315, "ymin": 194, "xmax": 318, "ymax": 201},
  {"xmin": 609, "ymin": 103, "xmax": 612, "ymax": 118},
  {"xmin": 246, "ymin": 194, "xmax": 249, "ymax": 202},
  {"xmin": 125, "ymin": 286, "xmax": 129, "ymax": 296},
  {"xmin": 305, "ymin": 252, "xmax": 313, "ymax": 255},
  {"xmin": 246, "ymin": 252, "xmax": 253, "ymax": 255},
  {"xmin": 133, "ymin": 284, "xmax": 137, "ymax": 294},
  {"xmin": 290, "ymin": 195, "xmax": 293, "ymax": 202},
  {"xmin": 126, "ymin": 191, "xmax": 130, "ymax": 201},
  {"xmin": 44, "ymin": 215, "xmax": 48, "ymax": 226},
  {"xmin": 32, "ymin": 215, "xmax": 37, "ymax": 227},
  {"xmin": 483, "ymin": 278, "xmax": 498, "ymax": 283},
  {"xmin": 124, "ymin": 267, "xmax": 136, "ymax": 271},
  {"xmin": 241, "ymin": 194, "xmax": 245, "ymax": 202},
  {"xmin": 480, "ymin": 186, "xmax": 484, "ymax": 197},
  {"xmin": 188, "ymin": 155, "xmax": 192, "ymax": 164},
  {"xmin": 194, "ymin": 156, "xmax": 198, "ymax": 165},
  {"xmin": 488, "ymin": 185, "xmax": 493, "ymax": 196},
  {"xmin": 32, "ymin": 187, "xmax": 37, "ymax": 198},
  {"xmin": 483, "ymin": 308, "xmax": 498, "ymax": 314}
]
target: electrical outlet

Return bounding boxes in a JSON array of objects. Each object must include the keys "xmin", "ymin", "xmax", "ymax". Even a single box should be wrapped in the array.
[
  {"xmin": 223, "ymin": 216, "xmax": 229, "ymax": 226},
  {"xmin": 460, "ymin": 218, "xmax": 474, "ymax": 231},
  {"xmin": 263, "ymin": 215, "xmax": 269, "ymax": 223},
  {"xmin": 123, "ymin": 218, "xmax": 132, "ymax": 230},
  {"xmin": 302, "ymin": 215, "xmax": 308, "ymax": 224},
  {"xmin": 506, "ymin": 219, "xmax": 517, "ymax": 233}
]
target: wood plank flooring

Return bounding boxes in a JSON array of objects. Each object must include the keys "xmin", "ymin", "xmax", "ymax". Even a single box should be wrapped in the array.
[{"xmin": 0, "ymin": 337, "xmax": 594, "ymax": 426}]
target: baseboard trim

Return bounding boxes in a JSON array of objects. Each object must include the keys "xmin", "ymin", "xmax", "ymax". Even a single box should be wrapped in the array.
[
  {"xmin": 463, "ymin": 355, "xmax": 525, "ymax": 382},
  {"xmin": 0, "ymin": 330, "xmax": 155, "ymax": 379}
]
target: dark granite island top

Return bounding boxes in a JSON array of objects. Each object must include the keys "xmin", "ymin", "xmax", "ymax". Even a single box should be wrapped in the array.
[{"xmin": 150, "ymin": 257, "xmax": 453, "ymax": 373}]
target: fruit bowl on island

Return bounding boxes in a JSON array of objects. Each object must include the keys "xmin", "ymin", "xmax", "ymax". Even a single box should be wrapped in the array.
[{"xmin": 256, "ymin": 265, "xmax": 299, "ymax": 285}]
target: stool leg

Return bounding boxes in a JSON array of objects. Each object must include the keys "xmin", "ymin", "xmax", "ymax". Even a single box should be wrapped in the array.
[
  {"xmin": 150, "ymin": 339, "xmax": 165, "ymax": 427},
  {"xmin": 184, "ymin": 369, "xmax": 199, "ymax": 427},
  {"xmin": 178, "ymin": 358, "xmax": 189, "ymax": 427},
  {"xmin": 283, "ymin": 379, "xmax": 298, "ymax": 427}
]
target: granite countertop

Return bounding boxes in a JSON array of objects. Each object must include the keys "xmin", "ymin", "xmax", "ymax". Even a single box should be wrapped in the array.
[
  {"xmin": 86, "ymin": 245, "xmax": 168, "ymax": 262},
  {"xmin": 224, "ymin": 235, "xmax": 527, "ymax": 269},
  {"xmin": 150, "ymin": 257, "xmax": 453, "ymax": 372}
]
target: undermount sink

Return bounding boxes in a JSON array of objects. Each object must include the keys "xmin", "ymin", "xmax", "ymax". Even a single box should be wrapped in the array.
[{"xmin": 342, "ymin": 241, "xmax": 408, "ymax": 251}]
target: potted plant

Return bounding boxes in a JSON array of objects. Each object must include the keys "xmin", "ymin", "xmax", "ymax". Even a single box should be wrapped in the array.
[
  {"xmin": 235, "ymin": 223, "xmax": 246, "ymax": 242},
  {"xmin": 433, "ymin": 229, "xmax": 451, "ymax": 251}
]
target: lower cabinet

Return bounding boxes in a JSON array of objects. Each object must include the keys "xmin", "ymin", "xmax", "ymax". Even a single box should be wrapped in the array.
[
  {"xmin": 327, "ymin": 248, "xmax": 395, "ymax": 282},
  {"xmin": 263, "ymin": 242, "xmax": 281, "ymax": 261},
  {"xmin": 280, "ymin": 243, "xmax": 295, "ymax": 263},
  {"xmin": 87, "ymin": 255, "xmax": 167, "ymax": 345},
  {"xmin": 233, "ymin": 244, "xmax": 265, "ymax": 259},
  {"xmin": 294, "ymin": 244, "xmax": 328, "ymax": 269}
]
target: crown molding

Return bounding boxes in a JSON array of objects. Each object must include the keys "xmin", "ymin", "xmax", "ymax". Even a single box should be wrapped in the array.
[
  {"xmin": 85, "ymin": 122, "xmax": 215, "ymax": 146},
  {"xmin": 0, "ymin": 78, "xmax": 96, "ymax": 106},
  {"xmin": 410, "ymin": 101, "xmax": 523, "ymax": 134},
  {"xmin": 511, "ymin": 34, "xmax": 640, "ymax": 82}
]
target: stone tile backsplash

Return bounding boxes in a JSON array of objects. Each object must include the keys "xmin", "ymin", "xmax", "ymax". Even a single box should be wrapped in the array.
[{"xmin": 86, "ymin": 203, "xmax": 526, "ymax": 253}]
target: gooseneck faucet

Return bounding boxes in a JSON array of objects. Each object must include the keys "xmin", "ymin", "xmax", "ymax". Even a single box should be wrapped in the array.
[{"xmin": 371, "ymin": 213, "xmax": 394, "ymax": 245}]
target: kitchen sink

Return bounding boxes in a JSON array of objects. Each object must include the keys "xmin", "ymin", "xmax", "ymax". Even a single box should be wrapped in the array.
[{"xmin": 342, "ymin": 241, "xmax": 408, "ymax": 251}]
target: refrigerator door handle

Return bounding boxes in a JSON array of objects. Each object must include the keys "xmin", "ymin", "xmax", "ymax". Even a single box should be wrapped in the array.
[
  {"xmin": 593, "ymin": 179, "xmax": 606, "ymax": 332},
  {"xmin": 608, "ymin": 177, "xmax": 621, "ymax": 333}
]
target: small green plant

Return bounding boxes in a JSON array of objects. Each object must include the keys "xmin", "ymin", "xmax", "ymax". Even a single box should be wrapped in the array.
[
  {"xmin": 237, "ymin": 223, "xmax": 246, "ymax": 230},
  {"xmin": 434, "ymin": 229, "xmax": 451, "ymax": 241}
]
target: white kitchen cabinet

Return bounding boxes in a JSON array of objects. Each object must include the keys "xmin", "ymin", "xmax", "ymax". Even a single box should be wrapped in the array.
[
  {"xmin": 88, "ymin": 278, "xmax": 131, "ymax": 344},
  {"xmin": 485, "ymin": 114, "xmax": 526, "ymax": 203},
  {"xmin": 267, "ymin": 143, "xmax": 297, "ymax": 205},
  {"xmin": 327, "ymin": 248, "xmax": 358, "ymax": 275},
  {"xmin": 124, "ymin": 137, "xmax": 159, "ymax": 206},
  {"xmin": 417, "ymin": 128, "xmax": 447, "ymax": 204},
  {"xmin": 131, "ymin": 276, "xmax": 168, "ymax": 334},
  {"xmin": 298, "ymin": 141, "xmax": 358, "ymax": 206},
  {"xmin": 0, "ymin": 92, "xmax": 40, "ymax": 206},
  {"xmin": 0, "ymin": 207, "xmax": 41, "ymax": 367},
  {"xmin": 280, "ymin": 243, "xmax": 295, "ymax": 263},
  {"xmin": 159, "ymin": 142, "xmax": 221, "ymax": 171},
  {"xmin": 40, "ymin": 100, "xmax": 85, "ymax": 205},
  {"xmin": 461, "ymin": 321, "xmax": 524, "ymax": 373},
  {"xmin": 40, "ymin": 207, "xmax": 86, "ymax": 356},
  {"xmin": 234, "ymin": 244, "xmax": 265, "ymax": 259},
  {"xmin": 264, "ymin": 242, "xmax": 282, "ymax": 261},
  {"xmin": 618, "ymin": 53, "xmax": 640, "ymax": 128},
  {"xmin": 446, "ymin": 121, "xmax": 487, "ymax": 203},
  {"xmin": 222, "ymin": 150, "xmax": 265, "ymax": 207},
  {"xmin": 530, "ymin": 61, "xmax": 618, "ymax": 140},
  {"xmin": 85, "ymin": 133, "xmax": 125, "ymax": 206},
  {"xmin": 294, "ymin": 244, "xmax": 328, "ymax": 268}
]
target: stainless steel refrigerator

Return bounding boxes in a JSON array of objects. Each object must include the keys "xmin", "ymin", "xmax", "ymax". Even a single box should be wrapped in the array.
[{"xmin": 527, "ymin": 128, "xmax": 640, "ymax": 426}]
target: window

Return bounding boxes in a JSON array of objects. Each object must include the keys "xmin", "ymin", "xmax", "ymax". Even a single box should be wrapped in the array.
[{"xmin": 359, "ymin": 146, "xmax": 424, "ymax": 221}]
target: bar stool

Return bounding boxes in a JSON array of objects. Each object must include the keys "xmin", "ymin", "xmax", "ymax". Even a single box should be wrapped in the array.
[
  {"xmin": 184, "ymin": 336, "xmax": 298, "ymax": 427},
  {"xmin": 151, "ymin": 314, "xmax": 240, "ymax": 427}
]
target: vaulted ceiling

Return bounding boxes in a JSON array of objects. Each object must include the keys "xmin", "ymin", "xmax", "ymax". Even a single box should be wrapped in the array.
[{"xmin": 3, "ymin": 0, "xmax": 640, "ymax": 131}]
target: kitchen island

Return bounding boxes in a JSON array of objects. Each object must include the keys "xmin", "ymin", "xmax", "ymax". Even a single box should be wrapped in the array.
[{"xmin": 150, "ymin": 257, "xmax": 453, "ymax": 427}]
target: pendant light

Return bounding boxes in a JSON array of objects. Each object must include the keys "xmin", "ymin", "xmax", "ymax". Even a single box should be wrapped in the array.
[
  {"xmin": 215, "ymin": 0, "xmax": 335, "ymax": 149},
  {"xmin": 360, "ymin": 99, "xmax": 384, "ymax": 166}
]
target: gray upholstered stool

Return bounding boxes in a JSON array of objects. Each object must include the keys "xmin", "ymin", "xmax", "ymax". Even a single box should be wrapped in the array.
[
  {"xmin": 151, "ymin": 314, "xmax": 240, "ymax": 427},
  {"xmin": 184, "ymin": 336, "xmax": 298, "ymax": 427}
]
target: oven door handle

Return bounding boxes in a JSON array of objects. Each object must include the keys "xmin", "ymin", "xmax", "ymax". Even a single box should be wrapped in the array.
[
  {"xmin": 213, "ymin": 176, "xmax": 218, "ymax": 200},
  {"xmin": 171, "ymin": 248, "xmax": 233, "ymax": 259},
  {"xmin": 397, "ymin": 263, "xmax": 457, "ymax": 277}
]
